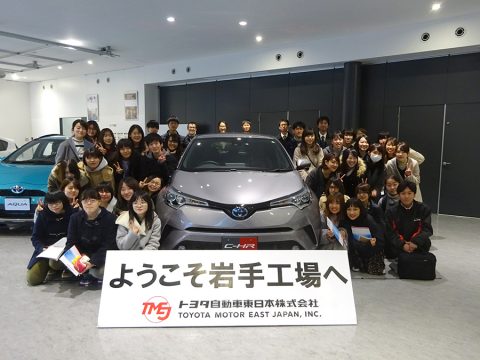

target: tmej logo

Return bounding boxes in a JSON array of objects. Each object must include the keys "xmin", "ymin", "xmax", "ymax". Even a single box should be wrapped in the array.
[{"xmin": 142, "ymin": 296, "xmax": 172, "ymax": 323}]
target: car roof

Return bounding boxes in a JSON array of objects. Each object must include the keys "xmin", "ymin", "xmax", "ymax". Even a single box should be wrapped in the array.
[
  {"xmin": 193, "ymin": 133, "xmax": 276, "ymax": 140},
  {"xmin": 35, "ymin": 134, "xmax": 67, "ymax": 140}
]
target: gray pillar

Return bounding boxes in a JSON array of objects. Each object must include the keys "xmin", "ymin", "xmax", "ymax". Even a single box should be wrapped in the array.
[
  {"xmin": 144, "ymin": 84, "xmax": 160, "ymax": 125},
  {"xmin": 342, "ymin": 61, "xmax": 362, "ymax": 130}
]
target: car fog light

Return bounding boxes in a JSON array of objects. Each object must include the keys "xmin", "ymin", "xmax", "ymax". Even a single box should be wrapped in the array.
[{"xmin": 291, "ymin": 245, "xmax": 300, "ymax": 250}]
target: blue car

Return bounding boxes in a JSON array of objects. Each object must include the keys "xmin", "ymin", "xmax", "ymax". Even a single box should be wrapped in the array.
[{"xmin": 0, "ymin": 135, "xmax": 66, "ymax": 228}]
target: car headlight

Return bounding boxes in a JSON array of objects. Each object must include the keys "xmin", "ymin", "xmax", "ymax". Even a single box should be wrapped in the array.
[
  {"xmin": 165, "ymin": 188, "xmax": 209, "ymax": 209},
  {"xmin": 270, "ymin": 186, "xmax": 312, "ymax": 210}
]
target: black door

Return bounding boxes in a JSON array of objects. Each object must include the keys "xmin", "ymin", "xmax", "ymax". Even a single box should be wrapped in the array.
[
  {"xmin": 398, "ymin": 105, "xmax": 444, "ymax": 212},
  {"xmin": 440, "ymin": 103, "xmax": 480, "ymax": 217}
]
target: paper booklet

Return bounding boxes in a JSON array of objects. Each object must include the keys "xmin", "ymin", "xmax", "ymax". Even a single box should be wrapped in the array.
[
  {"xmin": 351, "ymin": 226, "xmax": 372, "ymax": 243},
  {"xmin": 59, "ymin": 245, "xmax": 90, "ymax": 276},
  {"xmin": 326, "ymin": 217, "xmax": 345, "ymax": 247},
  {"xmin": 37, "ymin": 237, "xmax": 67, "ymax": 260}
]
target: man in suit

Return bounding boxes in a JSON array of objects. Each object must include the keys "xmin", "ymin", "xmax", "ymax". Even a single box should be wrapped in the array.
[
  {"xmin": 317, "ymin": 115, "xmax": 332, "ymax": 149},
  {"xmin": 277, "ymin": 119, "xmax": 296, "ymax": 159}
]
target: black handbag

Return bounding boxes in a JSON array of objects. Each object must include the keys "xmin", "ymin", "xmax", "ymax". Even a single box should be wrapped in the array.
[{"xmin": 397, "ymin": 252, "xmax": 436, "ymax": 280}]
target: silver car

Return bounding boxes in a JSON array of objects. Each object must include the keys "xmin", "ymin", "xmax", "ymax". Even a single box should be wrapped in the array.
[{"xmin": 156, "ymin": 134, "xmax": 322, "ymax": 250}]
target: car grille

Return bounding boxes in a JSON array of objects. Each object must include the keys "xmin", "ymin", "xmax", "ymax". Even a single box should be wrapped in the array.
[
  {"xmin": 186, "ymin": 227, "xmax": 293, "ymax": 233},
  {"xmin": 173, "ymin": 240, "xmax": 305, "ymax": 250},
  {"xmin": 0, "ymin": 209, "xmax": 34, "ymax": 219},
  {"xmin": 0, "ymin": 190, "xmax": 45, "ymax": 196}
]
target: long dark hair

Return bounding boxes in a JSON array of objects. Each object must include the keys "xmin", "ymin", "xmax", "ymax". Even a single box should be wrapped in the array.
[
  {"xmin": 299, "ymin": 128, "xmax": 321, "ymax": 155},
  {"xmin": 115, "ymin": 138, "xmax": 134, "ymax": 161},
  {"xmin": 128, "ymin": 124, "xmax": 146, "ymax": 151},
  {"xmin": 86, "ymin": 120, "xmax": 100, "ymax": 143},
  {"xmin": 339, "ymin": 148, "xmax": 359, "ymax": 174},
  {"xmin": 166, "ymin": 133, "xmax": 183, "ymax": 158},
  {"xmin": 116, "ymin": 177, "xmax": 140, "ymax": 210},
  {"xmin": 128, "ymin": 191, "xmax": 155, "ymax": 231},
  {"xmin": 99, "ymin": 128, "xmax": 117, "ymax": 150}
]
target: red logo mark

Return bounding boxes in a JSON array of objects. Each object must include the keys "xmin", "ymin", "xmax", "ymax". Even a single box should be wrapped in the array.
[
  {"xmin": 142, "ymin": 296, "xmax": 172, "ymax": 323},
  {"xmin": 239, "ymin": 237, "xmax": 258, "ymax": 250}
]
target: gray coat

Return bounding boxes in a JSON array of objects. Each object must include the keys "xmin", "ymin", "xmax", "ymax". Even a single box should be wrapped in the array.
[
  {"xmin": 55, "ymin": 137, "xmax": 94, "ymax": 163},
  {"xmin": 116, "ymin": 212, "xmax": 161, "ymax": 250}
]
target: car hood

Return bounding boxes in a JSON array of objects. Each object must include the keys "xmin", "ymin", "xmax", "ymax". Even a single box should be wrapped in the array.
[
  {"xmin": 0, "ymin": 162, "xmax": 52, "ymax": 188},
  {"xmin": 172, "ymin": 170, "xmax": 304, "ymax": 204}
]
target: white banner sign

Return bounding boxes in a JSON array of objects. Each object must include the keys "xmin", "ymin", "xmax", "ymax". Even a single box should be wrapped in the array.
[{"xmin": 98, "ymin": 250, "xmax": 357, "ymax": 327}]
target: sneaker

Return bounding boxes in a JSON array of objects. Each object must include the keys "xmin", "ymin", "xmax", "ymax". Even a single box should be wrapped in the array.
[
  {"xmin": 79, "ymin": 274, "xmax": 94, "ymax": 287},
  {"xmin": 351, "ymin": 266, "xmax": 360, "ymax": 272},
  {"xmin": 45, "ymin": 269, "xmax": 62, "ymax": 282}
]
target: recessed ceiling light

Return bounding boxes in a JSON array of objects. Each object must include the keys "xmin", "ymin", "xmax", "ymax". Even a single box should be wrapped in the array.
[
  {"xmin": 11, "ymin": 73, "xmax": 19, "ymax": 80},
  {"xmin": 59, "ymin": 39, "xmax": 84, "ymax": 47},
  {"xmin": 431, "ymin": 3, "xmax": 441, "ymax": 11},
  {"xmin": 87, "ymin": 60, "xmax": 93, "ymax": 65},
  {"xmin": 239, "ymin": 21, "xmax": 247, "ymax": 26},
  {"xmin": 256, "ymin": 35, "xmax": 263, "ymax": 42},
  {"xmin": 167, "ymin": 16, "xmax": 175, "ymax": 22},
  {"xmin": 57, "ymin": 65, "xmax": 63, "ymax": 70}
]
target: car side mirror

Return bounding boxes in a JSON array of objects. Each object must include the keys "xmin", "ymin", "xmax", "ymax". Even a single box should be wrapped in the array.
[{"xmin": 296, "ymin": 158, "xmax": 311, "ymax": 171}]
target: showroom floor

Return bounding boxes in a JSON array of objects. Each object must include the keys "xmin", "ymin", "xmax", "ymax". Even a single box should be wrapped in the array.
[{"xmin": 1, "ymin": 214, "xmax": 479, "ymax": 360}]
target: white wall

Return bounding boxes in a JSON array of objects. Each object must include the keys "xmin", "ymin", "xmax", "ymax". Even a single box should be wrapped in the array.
[
  {"xmin": 28, "ymin": 10, "xmax": 480, "ymax": 138},
  {"xmin": 30, "ymin": 67, "xmax": 147, "ymax": 138},
  {"xmin": 0, "ymin": 80, "xmax": 31, "ymax": 145}
]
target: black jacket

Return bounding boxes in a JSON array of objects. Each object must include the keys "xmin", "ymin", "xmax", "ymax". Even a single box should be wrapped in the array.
[
  {"xmin": 341, "ymin": 213, "xmax": 384, "ymax": 260},
  {"xmin": 366, "ymin": 159, "xmax": 386, "ymax": 199},
  {"xmin": 66, "ymin": 208, "xmax": 117, "ymax": 267},
  {"xmin": 305, "ymin": 168, "xmax": 336, "ymax": 198},
  {"xmin": 385, "ymin": 201, "xmax": 433, "ymax": 253},
  {"xmin": 27, "ymin": 205, "xmax": 74, "ymax": 269},
  {"xmin": 277, "ymin": 133, "xmax": 297, "ymax": 159},
  {"xmin": 142, "ymin": 153, "xmax": 170, "ymax": 186}
]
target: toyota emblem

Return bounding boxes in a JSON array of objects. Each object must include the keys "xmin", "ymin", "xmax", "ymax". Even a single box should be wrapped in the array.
[
  {"xmin": 10, "ymin": 185, "xmax": 25, "ymax": 194},
  {"xmin": 231, "ymin": 206, "xmax": 248, "ymax": 219}
]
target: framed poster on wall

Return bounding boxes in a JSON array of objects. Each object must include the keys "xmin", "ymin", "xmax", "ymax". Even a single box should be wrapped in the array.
[
  {"xmin": 124, "ymin": 91, "xmax": 138, "ymax": 120},
  {"xmin": 87, "ymin": 94, "xmax": 99, "ymax": 121}
]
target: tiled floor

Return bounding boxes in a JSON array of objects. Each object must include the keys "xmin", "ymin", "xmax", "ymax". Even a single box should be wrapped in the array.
[{"xmin": 1, "ymin": 214, "xmax": 479, "ymax": 360}]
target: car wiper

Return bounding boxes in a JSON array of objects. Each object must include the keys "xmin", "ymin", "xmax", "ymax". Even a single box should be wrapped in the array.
[
  {"xmin": 265, "ymin": 168, "xmax": 291, "ymax": 172},
  {"xmin": 10, "ymin": 159, "xmax": 53, "ymax": 164}
]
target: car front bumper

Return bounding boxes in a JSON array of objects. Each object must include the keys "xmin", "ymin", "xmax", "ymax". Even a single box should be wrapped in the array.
[{"xmin": 158, "ymin": 203, "xmax": 321, "ymax": 250}]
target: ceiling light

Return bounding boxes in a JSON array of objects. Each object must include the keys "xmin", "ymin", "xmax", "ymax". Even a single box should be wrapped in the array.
[
  {"xmin": 256, "ymin": 35, "xmax": 263, "ymax": 42},
  {"xmin": 87, "ymin": 60, "xmax": 93, "ymax": 65},
  {"xmin": 59, "ymin": 39, "xmax": 84, "ymax": 47},
  {"xmin": 167, "ymin": 16, "xmax": 175, "ymax": 22},
  {"xmin": 57, "ymin": 65, "xmax": 63, "ymax": 70},
  {"xmin": 11, "ymin": 73, "xmax": 19, "ymax": 80},
  {"xmin": 239, "ymin": 21, "xmax": 247, "ymax": 26},
  {"xmin": 431, "ymin": 3, "xmax": 441, "ymax": 11}
]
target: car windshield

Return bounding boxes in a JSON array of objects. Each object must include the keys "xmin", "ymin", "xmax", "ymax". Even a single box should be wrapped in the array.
[
  {"xmin": 179, "ymin": 136, "xmax": 294, "ymax": 172},
  {"xmin": 2, "ymin": 138, "xmax": 62, "ymax": 165}
]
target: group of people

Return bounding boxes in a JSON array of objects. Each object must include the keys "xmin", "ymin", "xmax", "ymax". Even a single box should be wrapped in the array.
[
  {"xmin": 27, "ymin": 114, "xmax": 433, "ymax": 287},
  {"xmin": 277, "ymin": 116, "xmax": 432, "ymax": 275},
  {"xmin": 27, "ymin": 117, "xmax": 188, "ymax": 287}
]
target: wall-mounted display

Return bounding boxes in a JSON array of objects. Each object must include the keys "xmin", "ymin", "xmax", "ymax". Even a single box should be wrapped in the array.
[
  {"xmin": 86, "ymin": 94, "xmax": 99, "ymax": 121},
  {"xmin": 124, "ymin": 91, "xmax": 138, "ymax": 120}
]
